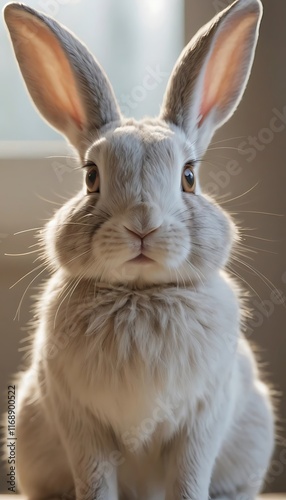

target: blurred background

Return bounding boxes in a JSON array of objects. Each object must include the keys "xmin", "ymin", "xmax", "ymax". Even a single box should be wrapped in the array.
[{"xmin": 0, "ymin": 0, "xmax": 285, "ymax": 493}]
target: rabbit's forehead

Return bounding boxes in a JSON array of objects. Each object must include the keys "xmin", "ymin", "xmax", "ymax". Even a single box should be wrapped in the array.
[{"xmin": 87, "ymin": 122, "xmax": 193, "ymax": 173}]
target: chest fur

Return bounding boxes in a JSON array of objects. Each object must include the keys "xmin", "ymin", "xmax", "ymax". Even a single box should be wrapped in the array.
[{"xmin": 41, "ymin": 276, "xmax": 239, "ymax": 436}]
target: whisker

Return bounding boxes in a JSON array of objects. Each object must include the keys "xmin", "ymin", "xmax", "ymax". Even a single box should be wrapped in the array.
[
  {"xmin": 53, "ymin": 278, "xmax": 78, "ymax": 329},
  {"xmin": 5, "ymin": 249, "xmax": 40, "ymax": 257},
  {"xmin": 227, "ymin": 264, "xmax": 263, "ymax": 303},
  {"xmin": 50, "ymin": 192, "xmax": 71, "ymax": 201},
  {"xmin": 176, "ymin": 266, "xmax": 186, "ymax": 288},
  {"xmin": 207, "ymin": 146, "xmax": 242, "ymax": 152},
  {"xmin": 36, "ymin": 194, "xmax": 63, "ymax": 206},
  {"xmin": 241, "ymin": 234, "xmax": 281, "ymax": 243},
  {"xmin": 14, "ymin": 265, "xmax": 50, "ymax": 321},
  {"xmin": 231, "ymin": 256, "xmax": 280, "ymax": 295},
  {"xmin": 10, "ymin": 263, "xmax": 45, "ymax": 289},
  {"xmin": 63, "ymin": 270, "xmax": 93, "ymax": 327},
  {"xmin": 46, "ymin": 155, "xmax": 77, "ymax": 160},
  {"xmin": 66, "ymin": 249, "xmax": 90, "ymax": 265},
  {"xmin": 29, "ymin": 242, "xmax": 42, "ymax": 248},
  {"xmin": 57, "ymin": 222, "xmax": 95, "ymax": 228},
  {"xmin": 209, "ymin": 136, "xmax": 245, "ymax": 146},
  {"xmin": 236, "ymin": 242, "xmax": 277, "ymax": 255},
  {"xmin": 231, "ymin": 210, "xmax": 283, "ymax": 217},
  {"xmin": 14, "ymin": 227, "xmax": 43, "ymax": 235},
  {"xmin": 218, "ymin": 183, "xmax": 260, "ymax": 206}
]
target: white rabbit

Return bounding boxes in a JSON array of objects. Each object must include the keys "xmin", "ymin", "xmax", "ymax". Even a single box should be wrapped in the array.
[{"xmin": 3, "ymin": 0, "xmax": 274, "ymax": 499}]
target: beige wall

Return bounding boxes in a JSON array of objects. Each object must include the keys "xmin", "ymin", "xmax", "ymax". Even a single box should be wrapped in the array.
[{"xmin": 0, "ymin": 155, "xmax": 81, "ymax": 492}]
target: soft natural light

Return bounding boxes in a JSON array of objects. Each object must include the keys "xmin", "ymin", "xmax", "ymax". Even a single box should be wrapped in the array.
[{"xmin": 144, "ymin": 0, "xmax": 166, "ymax": 16}]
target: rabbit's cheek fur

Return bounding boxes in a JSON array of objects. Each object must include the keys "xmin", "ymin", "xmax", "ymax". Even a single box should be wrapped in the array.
[
  {"xmin": 45, "ymin": 186, "xmax": 234, "ymax": 286},
  {"xmin": 184, "ymin": 194, "xmax": 236, "ymax": 274},
  {"xmin": 45, "ymin": 191, "xmax": 101, "ymax": 275}
]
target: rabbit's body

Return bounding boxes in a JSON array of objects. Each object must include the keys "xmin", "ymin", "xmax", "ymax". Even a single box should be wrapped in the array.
[
  {"xmin": 14, "ymin": 268, "xmax": 273, "ymax": 499},
  {"xmin": 3, "ymin": 0, "xmax": 275, "ymax": 498}
]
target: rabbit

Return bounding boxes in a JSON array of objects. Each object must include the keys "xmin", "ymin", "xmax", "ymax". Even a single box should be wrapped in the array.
[{"xmin": 3, "ymin": 0, "xmax": 275, "ymax": 499}]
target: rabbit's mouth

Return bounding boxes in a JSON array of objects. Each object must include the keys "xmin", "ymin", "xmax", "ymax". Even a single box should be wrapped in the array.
[{"xmin": 127, "ymin": 253, "xmax": 155, "ymax": 265}]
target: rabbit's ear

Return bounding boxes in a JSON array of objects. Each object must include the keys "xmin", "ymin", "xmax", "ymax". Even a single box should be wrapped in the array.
[
  {"xmin": 3, "ymin": 3, "xmax": 121, "ymax": 155},
  {"xmin": 160, "ymin": 0, "xmax": 262, "ymax": 157}
]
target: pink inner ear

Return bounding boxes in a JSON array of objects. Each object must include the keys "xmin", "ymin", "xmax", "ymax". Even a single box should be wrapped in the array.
[
  {"xmin": 199, "ymin": 15, "xmax": 258, "ymax": 127},
  {"xmin": 9, "ymin": 13, "xmax": 86, "ymax": 131}
]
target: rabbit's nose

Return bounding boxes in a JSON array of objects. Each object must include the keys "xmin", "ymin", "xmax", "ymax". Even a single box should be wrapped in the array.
[{"xmin": 125, "ymin": 202, "xmax": 163, "ymax": 236}]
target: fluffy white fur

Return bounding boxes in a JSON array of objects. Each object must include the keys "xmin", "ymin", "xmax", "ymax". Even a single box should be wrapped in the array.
[{"xmin": 3, "ymin": 0, "xmax": 274, "ymax": 499}]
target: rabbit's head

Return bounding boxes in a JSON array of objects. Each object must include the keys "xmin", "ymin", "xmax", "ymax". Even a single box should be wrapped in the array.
[{"xmin": 4, "ymin": 0, "xmax": 262, "ymax": 287}]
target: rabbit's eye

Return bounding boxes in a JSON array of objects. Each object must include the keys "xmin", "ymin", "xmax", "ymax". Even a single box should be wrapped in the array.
[
  {"xmin": 182, "ymin": 164, "xmax": 196, "ymax": 193},
  {"xmin": 85, "ymin": 163, "xmax": 100, "ymax": 193}
]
